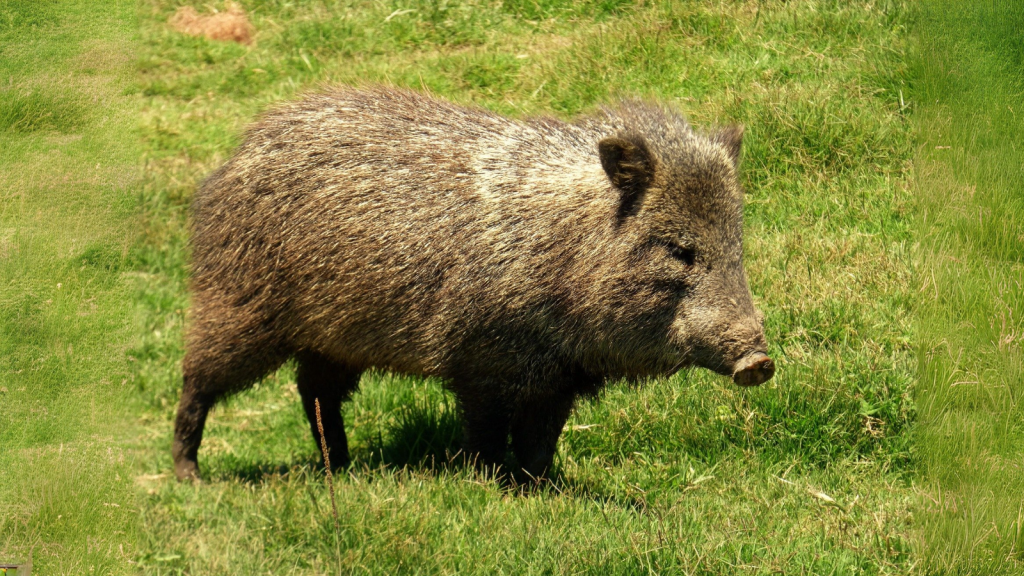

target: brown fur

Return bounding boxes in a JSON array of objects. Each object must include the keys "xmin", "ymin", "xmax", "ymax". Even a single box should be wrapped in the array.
[
  {"xmin": 173, "ymin": 87, "xmax": 773, "ymax": 481},
  {"xmin": 169, "ymin": 2, "xmax": 253, "ymax": 45}
]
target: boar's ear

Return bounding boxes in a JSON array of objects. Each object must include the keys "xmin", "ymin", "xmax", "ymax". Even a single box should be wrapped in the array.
[
  {"xmin": 711, "ymin": 125, "xmax": 744, "ymax": 167},
  {"xmin": 599, "ymin": 134, "xmax": 654, "ymax": 219}
]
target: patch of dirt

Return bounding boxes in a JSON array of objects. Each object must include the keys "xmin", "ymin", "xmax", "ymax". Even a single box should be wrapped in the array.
[{"xmin": 169, "ymin": 2, "xmax": 254, "ymax": 45}]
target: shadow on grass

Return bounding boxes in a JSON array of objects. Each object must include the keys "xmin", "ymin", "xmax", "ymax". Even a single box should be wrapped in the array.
[
  {"xmin": 209, "ymin": 395, "xmax": 467, "ymax": 484},
  {"xmin": 209, "ymin": 403, "xmax": 650, "ymax": 517},
  {"xmin": 207, "ymin": 455, "xmax": 321, "ymax": 484},
  {"xmin": 360, "ymin": 396, "xmax": 467, "ymax": 472},
  {"xmin": 206, "ymin": 392, "xmax": 692, "ymax": 516}
]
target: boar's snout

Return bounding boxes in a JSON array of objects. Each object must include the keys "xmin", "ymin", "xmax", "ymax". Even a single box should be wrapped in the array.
[
  {"xmin": 731, "ymin": 352, "xmax": 774, "ymax": 387},
  {"xmin": 671, "ymin": 307, "xmax": 774, "ymax": 386}
]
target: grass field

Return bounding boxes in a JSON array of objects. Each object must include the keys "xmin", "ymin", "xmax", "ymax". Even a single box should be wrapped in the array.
[
  {"xmin": 127, "ymin": 1, "xmax": 915, "ymax": 574},
  {"xmin": 19, "ymin": 0, "xmax": 1024, "ymax": 573},
  {"xmin": 914, "ymin": 1, "xmax": 1024, "ymax": 574},
  {"xmin": 0, "ymin": 0, "xmax": 142, "ymax": 572}
]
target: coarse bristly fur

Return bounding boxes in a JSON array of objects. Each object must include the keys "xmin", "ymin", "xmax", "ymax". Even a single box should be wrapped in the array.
[{"xmin": 173, "ymin": 86, "xmax": 774, "ymax": 482}]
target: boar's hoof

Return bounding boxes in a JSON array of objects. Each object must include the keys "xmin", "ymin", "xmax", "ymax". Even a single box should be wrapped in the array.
[
  {"xmin": 732, "ymin": 353, "xmax": 775, "ymax": 387},
  {"xmin": 174, "ymin": 459, "xmax": 201, "ymax": 482}
]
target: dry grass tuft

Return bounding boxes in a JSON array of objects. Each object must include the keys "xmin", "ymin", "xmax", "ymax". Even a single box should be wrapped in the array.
[{"xmin": 168, "ymin": 2, "xmax": 253, "ymax": 45}]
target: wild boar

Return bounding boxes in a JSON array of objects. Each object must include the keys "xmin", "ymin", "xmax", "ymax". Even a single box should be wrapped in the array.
[{"xmin": 172, "ymin": 87, "xmax": 774, "ymax": 481}]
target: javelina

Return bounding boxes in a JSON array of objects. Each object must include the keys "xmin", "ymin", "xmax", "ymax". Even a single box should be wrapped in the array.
[{"xmin": 173, "ymin": 87, "xmax": 774, "ymax": 482}]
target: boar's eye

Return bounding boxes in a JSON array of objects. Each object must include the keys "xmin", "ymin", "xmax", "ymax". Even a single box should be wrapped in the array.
[{"xmin": 667, "ymin": 243, "xmax": 697, "ymax": 267}]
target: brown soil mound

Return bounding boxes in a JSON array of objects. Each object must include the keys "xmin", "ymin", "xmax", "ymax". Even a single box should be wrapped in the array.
[{"xmin": 169, "ymin": 2, "xmax": 254, "ymax": 45}]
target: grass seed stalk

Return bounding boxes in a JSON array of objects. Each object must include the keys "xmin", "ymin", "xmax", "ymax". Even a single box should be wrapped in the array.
[{"xmin": 315, "ymin": 397, "xmax": 341, "ymax": 532}]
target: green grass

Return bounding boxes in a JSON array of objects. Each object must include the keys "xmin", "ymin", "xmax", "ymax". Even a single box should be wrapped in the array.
[
  {"xmin": 913, "ymin": 1, "xmax": 1024, "ymax": 573},
  {"xmin": 12, "ymin": 0, "xmax": 1024, "ymax": 572},
  {"xmin": 129, "ymin": 1, "xmax": 916, "ymax": 573},
  {"xmin": 0, "ymin": 88, "xmax": 87, "ymax": 133},
  {"xmin": 0, "ymin": 0, "xmax": 142, "ymax": 573}
]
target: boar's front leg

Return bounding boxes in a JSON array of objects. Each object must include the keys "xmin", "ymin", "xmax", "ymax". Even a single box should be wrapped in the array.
[
  {"xmin": 295, "ymin": 351, "xmax": 361, "ymax": 471},
  {"xmin": 453, "ymin": 382, "xmax": 512, "ymax": 474},
  {"xmin": 510, "ymin": 392, "xmax": 577, "ymax": 479}
]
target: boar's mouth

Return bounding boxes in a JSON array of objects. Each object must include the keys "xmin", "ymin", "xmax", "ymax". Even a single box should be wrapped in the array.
[{"xmin": 730, "ymin": 352, "xmax": 775, "ymax": 387}]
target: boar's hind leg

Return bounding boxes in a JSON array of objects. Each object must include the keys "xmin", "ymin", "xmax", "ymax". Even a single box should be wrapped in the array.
[
  {"xmin": 296, "ymin": 351, "xmax": 360, "ymax": 471},
  {"xmin": 173, "ymin": 375, "xmax": 218, "ymax": 482},
  {"xmin": 510, "ymin": 393, "xmax": 577, "ymax": 480},
  {"xmin": 174, "ymin": 309, "xmax": 288, "ymax": 482}
]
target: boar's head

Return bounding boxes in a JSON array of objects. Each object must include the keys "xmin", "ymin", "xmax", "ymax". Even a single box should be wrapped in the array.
[{"xmin": 587, "ymin": 106, "xmax": 773, "ymax": 387}]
